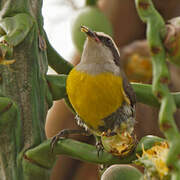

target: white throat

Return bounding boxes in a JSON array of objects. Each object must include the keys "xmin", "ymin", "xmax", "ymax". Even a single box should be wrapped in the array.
[{"xmin": 76, "ymin": 39, "xmax": 121, "ymax": 75}]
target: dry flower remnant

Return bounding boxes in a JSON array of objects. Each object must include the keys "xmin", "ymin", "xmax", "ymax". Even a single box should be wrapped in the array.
[{"xmin": 136, "ymin": 142, "xmax": 169, "ymax": 179}]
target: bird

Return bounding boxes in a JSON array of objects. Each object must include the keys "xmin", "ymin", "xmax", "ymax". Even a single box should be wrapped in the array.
[{"xmin": 51, "ymin": 26, "xmax": 136, "ymax": 156}]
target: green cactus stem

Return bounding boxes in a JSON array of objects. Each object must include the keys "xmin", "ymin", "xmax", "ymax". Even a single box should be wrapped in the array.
[
  {"xmin": 45, "ymin": 32, "xmax": 73, "ymax": 74},
  {"xmin": 26, "ymin": 138, "xmax": 136, "ymax": 166},
  {"xmin": 0, "ymin": 96, "xmax": 21, "ymax": 179},
  {"xmin": 135, "ymin": 135, "xmax": 165, "ymax": 155},
  {"xmin": 0, "ymin": 97, "xmax": 19, "ymax": 131},
  {"xmin": 24, "ymin": 135, "xmax": 165, "ymax": 169},
  {"xmin": 46, "ymin": 74, "xmax": 67, "ymax": 101},
  {"xmin": 0, "ymin": 13, "xmax": 34, "ymax": 47},
  {"xmin": 132, "ymin": 83, "xmax": 180, "ymax": 108},
  {"xmin": 0, "ymin": 0, "xmax": 52, "ymax": 179},
  {"xmin": 22, "ymin": 158, "xmax": 51, "ymax": 180},
  {"xmin": 0, "ymin": 14, "xmax": 34, "ymax": 68},
  {"xmin": 135, "ymin": 0, "xmax": 180, "ymax": 176}
]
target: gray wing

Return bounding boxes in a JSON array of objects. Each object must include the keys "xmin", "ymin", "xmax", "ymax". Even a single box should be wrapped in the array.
[{"xmin": 121, "ymin": 70, "xmax": 136, "ymax": 106}]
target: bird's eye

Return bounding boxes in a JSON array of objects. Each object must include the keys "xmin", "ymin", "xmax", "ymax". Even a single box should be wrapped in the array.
[{"xmin": 106, "ymin": 39, "xmax": 112, "ymax": 46}]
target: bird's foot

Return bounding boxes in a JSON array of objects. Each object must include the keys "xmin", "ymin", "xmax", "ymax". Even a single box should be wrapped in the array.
[
  {"xmin": 50, "ymin": 129, "xmax": 91, "ymax": 152},
  {"xmin": 96, "ymin": 140, "xmax": 104, "ymax": 157}
]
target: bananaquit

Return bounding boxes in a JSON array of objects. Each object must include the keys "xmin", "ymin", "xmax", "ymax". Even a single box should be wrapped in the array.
[{"xmin": 51, "ymin": 26, "xmax": 136, "ymax": 156}]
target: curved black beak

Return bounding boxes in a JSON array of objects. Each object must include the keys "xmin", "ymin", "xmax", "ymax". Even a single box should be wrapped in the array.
[{"xmin": 81, "ymin": 25, "xmax": 100, "ymax": 42}]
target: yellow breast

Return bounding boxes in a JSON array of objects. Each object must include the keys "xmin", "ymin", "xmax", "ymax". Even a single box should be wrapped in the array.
[{"xmin": 66, "ymin": 68, "xmax": 124, "ymax": 130}]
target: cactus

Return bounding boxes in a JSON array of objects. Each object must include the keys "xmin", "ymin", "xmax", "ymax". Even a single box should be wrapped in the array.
[
  {"xmin": 1, "ymin": 0, "xmax": 180, "ymax": 179},
  {"xmin": 135, "ymin": 0, "xmax": 180, "ymax": 179},
  {"xmin": 0, "ymin": 0, "xmax": 52, "ymax": 179}
]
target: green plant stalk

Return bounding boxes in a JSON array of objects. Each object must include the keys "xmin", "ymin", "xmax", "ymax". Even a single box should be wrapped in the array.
[
  {"xmin": 22, "ymin": 158, "xmax": 51, "ymax": 180},
  {"xmin": 0, "ymin": 97, "xmax": 20, "ymax": 179},
  {"xmin": 46, "ymin": 74, "xmax": 67, "ymax": 101},
  {"xmin": 135, "ymin": 135, "xmax": 165, "ymax": 155},
  {"xmin": 44, "ymin": 32, "xmax": 73, "ymax": 74},
  {"xmin": 0, "ymin": 97, "xmax": 19, "ymax": 131},
  {"xmin": 0, "ymin": 0, "xmax": 54, "ymax": 179},
  {"xmin": 25, "ymin": 135, "xmax": 165, "ymax": 168},
  {"xmin": 135, "ymin": 0, "xmax": 180, "ymax": 175},
  {"xmin": 132, "ymin": 82, "xmax": 160, "ymax": 107},
  {"xmin": 129, "ymin": 83, "xmax": 180, "ymax": 108},
  {"xmin": 26, "ymin": 138, "xmax": 136, "ymax": 166},
  {"xmin": 0, "ymin": 13, "xmax": 34, "ymax": 46}
]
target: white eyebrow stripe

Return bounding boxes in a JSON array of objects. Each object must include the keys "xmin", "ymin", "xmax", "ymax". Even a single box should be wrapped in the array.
[{"xmin": 96, "ymin": 32, "xmax": 121, "ymax": 66}]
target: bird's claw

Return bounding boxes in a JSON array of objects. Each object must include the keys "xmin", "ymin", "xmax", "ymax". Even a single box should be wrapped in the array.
[
  {"xmin": 96, "ymin": 140, "xmax": 104, "ymax": 157},
  {"xmin": 50, "ymin": 129, "xmax": 91, "ymax": 153},
  {"xmin": 50, "ymin": 129, "xmax": 68, "ymax": 153}
]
